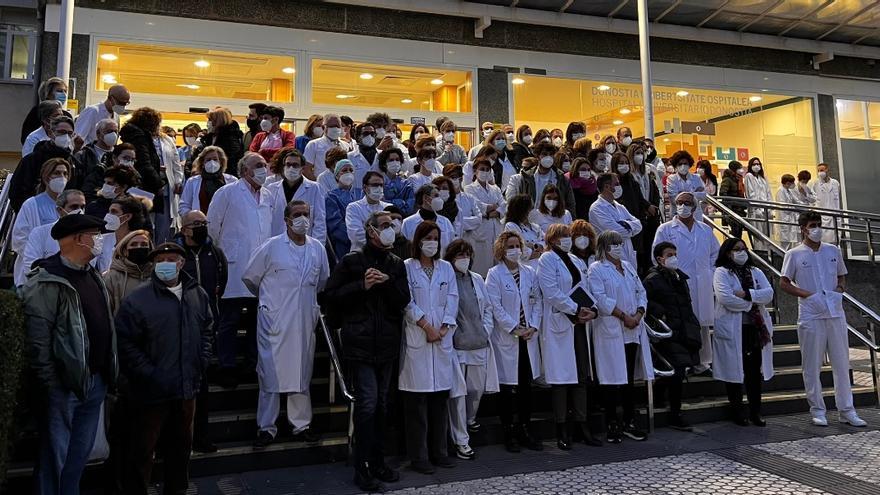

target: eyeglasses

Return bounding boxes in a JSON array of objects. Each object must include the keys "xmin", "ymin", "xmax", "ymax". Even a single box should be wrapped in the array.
[{"xmin": 186, "ymin": 221, "xmax": 209, "ymax": 228}]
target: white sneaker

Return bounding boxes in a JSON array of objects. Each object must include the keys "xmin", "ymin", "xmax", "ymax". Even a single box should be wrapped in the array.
[
  {"xmin": 811, "ymin": 415, "xmax": 828, "ymax": 426},
  {"xmin": 455, "ymin": 444, "xmax": 475, "ymax": 460},
  {"xmin": 839, "ymin": 412, "xmax": 867, "ymax": 427}
]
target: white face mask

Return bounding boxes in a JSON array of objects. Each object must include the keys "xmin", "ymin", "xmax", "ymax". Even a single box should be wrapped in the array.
[
  {"xmin": 605, "ymin": 143, "xmax": 616, "ymax": 154},
  {"xmin": 818, "ymin": 171, "xmax": 827, "ymax": 180},
  {"xmin": 477, "ymin": 170, "xmax": 493, "ymax": 183},
  {"xmin": 367, "ymin": 186, "xmax": 384, "ymax": 202},
  {"xmin": 482, "ymin": 129, "xmax": 493, "ymax": 138},
  {"xmin": 375, "ymin": 128, "xmax": 386, "ymax": 139},
  {"xmin": 574, "ymin": 236, "xmax": 589, "ymax": 250},
  {"xmin": 338, "ymin": 172, "xmax": 355, "ymax": 187},
  {"xmin": 85, "ymin": 234, "xmax": 104, "ymax": 257},
  {"xmin": 414, "ymin": 132, "xmax": 424, "ymax": 141},
  {"xmin": 612, "ymin": 185, "xmax": 623, "ymax": 199},
  {"xmin": 252, "ymin": 167, "xmax": 268, "ymax": 185},
  {"xmin": 54, "ymin": 134, "xmax": 72, "ymax": 149},
  {"xmin": 557, "ymin": 237, "xmax": 572, "ymax": 253},
  {"xmin": 572, "ymin": 132, "xmax": 585, "ymax": 141},
  {"xmin": 562, "ymin": 161, "xmax": 571, "ymax": 172},
  {"xmin": 112, "ymin": 104, "xmax": 126, "ymax": 115},
  {"xmin": 284, "ymin": 166, "xmax": 302, "ymax": 182},
  {"xmin": 103, "ymin": 213, "xmax": 121, "ymax": 231},
  {"xmin": 677, "ymin": 165, "xmax": 690, "ymax": 175},
  {"xmin": 424, "ymin": 158, "xmax": 437, "ymax": 172},
  {"xmin": 420, "ymin": 240, "xmax": 439, "ymax": 257},
  {"xmin": 676, "ymin": 204, "xmax": 693, "ymax": 218},
  {"xmin": 288, "ymin": 216, "xmax": 310, "ymax": 235},
  {"xmin": 386, "ymin": 161, "xmax": 401, "ymax": 175},
  {"xmin": 311, "ymin": 127, "xmax": 324, "ymax": 138},
  {"xmin": 553, "ymin": 137, "xmax": 563, "ymax": 147},
  {"xmin": 391, "ymin": 218, "xmax": 402, "ymax": 234},
  {"xmin": 204, "ymin": 159, "xmax": 221, "ymax": 174},
  {"xmin": 100, "ymin": 183, "xmax": 118, "ymax": 199},
  {"xmin": 430, "ymin": 196, "xmax": 445, "ymax": 212},
  {"xmin": 102, "ymin": 132, "xmax": 118, "ymax": 147},
  {"xmin": 375, "ymin": 226, "xmax": 396, "ymax": 246},
  {"xmin": 618, "ymin": 164, "xmax": 630, "ymax": 175},
  {"xmin": 506, "ymin": 132, "xmax": 515, "ymax": 141},
  {"xmin": 48, "ymin": 177, "xmax": 67, "ymax": 194},
  {"xmin": 539, "ymin": 156, "xmax": 554, "ymax": 169},
  {"xmin": 633, "ymin": 154, "xmax": 644, "ymax": 165},
  {"xmin": 521, "ymin": 246, "xmax": 533, "ymax": 260},
  {"xmin": 444, "ymin": 132, "xmax": 455, "ymax": 142},
  {"xmin": 807, "ymin": 226, "xmax": 823, "ymax": 243},
  {"xmin": 260, "ymin": 119, "xmax": 273, "ymax": 132},
  {"xmin": 505, "ymin": 248, "xmax": 521, "ymax": 263},
  {"xmin": 438, "ymin": 190, "xmax": 450, "ymax": 202},
  {"xmin": 327, "ymin": 127, "xmax": 343, "ymax": 140},
  {"xmin": 732, "ymin": 250, "xmax": 749, "ymax": 266},
  {"xmin": 595, "ymin": 157, "xmax": 609, "ymax": 172},
  {"xmin": 454, "ymin": 257, "xmax": 470, "ymax": 273},
  {"xmin": 544, "ymin": 198, "xmax": 558, "ymax": 211},
  {"xmin": 663, "ymin": 255, "xmax": 679, "ymax": 271},
  {"xmin": 579, "ymin": 170, "xmax": 591, "ymax": 179},
  {"xmin": 361, "ymin": 135, "xmax": 375, "ymax": 147},
  {"xmin": 521, "ymin": 135, "xmax": 533, "ymax": 145},
  {"xmin": 737, "ymin": 168, "xmax": 747, "ymax": 176},
  {"xmin": 621, "ymin": 136, "xmax": 633, "ymax": 147},
  {"xmin": 697, "ymin": 168, "xmax": 705, "ymax": 177},
  {"xmin": 608, "ymin": 244, "xmax": 623, "ymax": 260},
  {"xmin": 185, "ymin": 136, "xmax": 199, "ymax": 147},
  {"xmin": 666, "ymin": 166, "xmax": 675, "ymax": 175},
  {"xmin": 751, "ymin": 164, "xmax": 762, "ymax": 173}
]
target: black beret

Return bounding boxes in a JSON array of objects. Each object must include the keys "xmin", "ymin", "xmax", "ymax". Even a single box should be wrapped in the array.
[
  {"xmin": 50, "ymin": 214, "xmax": 106, "ymax": 240},
  {"xmin": 148, "ymin": 242, "xmax": 186, "ymax": 260}
]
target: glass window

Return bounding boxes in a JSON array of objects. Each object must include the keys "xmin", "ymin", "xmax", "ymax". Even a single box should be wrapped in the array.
[
  {"xmin": 836, "ymin": 99, "xmax": 868, "ymax": 139},
  {"xmin": 10, "ymin": 33, "xmax": 32, "ymax": 80},
  {"xmin": 95, "ymin": 41, "xmax": 295, "ymax": 103},
  {"xmin": 311, "ymin": 58, "xmax": 472, "ymax": 113}
]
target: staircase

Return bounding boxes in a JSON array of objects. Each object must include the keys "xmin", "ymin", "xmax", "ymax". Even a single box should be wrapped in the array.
[{"xmin": 3, "ymin": 184, "xmax": 880, "ymax": 492}]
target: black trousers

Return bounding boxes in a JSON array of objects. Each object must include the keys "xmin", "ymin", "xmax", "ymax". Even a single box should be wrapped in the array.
[
  {"xmin": 402, "ymin": 391, "xmax": 449, "ymax": 464},
  {"xmin": 498, "ymin": 338, "xmax": 533, "ymax": 428},
  {"xmin": 552, "ymin": 384, "xmax": 588, "ymax": 423},
  {"xmin": 352, "ymin": 360, "xmax": 393, "ymax": 466},
  {"xmin": 726, "ymin": 341, "xmax": 763, "ymax": 416},
  {"xmin": 655, "ymin": 374, "xmax": 684, "ymax": 415},
  {"xmin": 125, "ymin": 399, "xmax": 196, "ymax": 495},
  {"xmin": 193, "ymin": 374, "xmax": 210, "ymax": 445},
  {"xmin": 603, "ymin": 342, "xmax": 639, "ymax": 424},
  {"xmin": 216, "ymin": 297, "xmax": 257, "ymax": 370}
]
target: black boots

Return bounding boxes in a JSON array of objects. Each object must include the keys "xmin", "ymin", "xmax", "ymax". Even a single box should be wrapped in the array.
[
  {"xmin": 503, "ymin": 424, "xmax": 521, "ymax": 453},
  {"xmin": 577, "ymin": 421, "xmax": 602, "ymax": 447},
  {"xmin": 556, "ymin": 423, "xmax": 571, "ymax": 450}
]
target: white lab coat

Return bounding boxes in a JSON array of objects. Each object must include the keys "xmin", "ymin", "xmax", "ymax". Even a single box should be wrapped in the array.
[
  {"xmin": 666, "ymin": 173, "xmax": 706, "ymax": 221},
  {"xmin": 813, "ymin": 178, "xmax": 841, "ymax": 242},
  {"xmin": 451, "ymin": 271, "xmax": 501, "ymax": 397},
  {"xmin": 463, "ymin": 181, "xmax": 506, "ymax": 275},
  {"xmin": 401, "ymin": 212, "xmax": 456, "ymax": 256},
  {"xmin": 536, "ymin": 250, "xmax": 590, "ymax": 385},
  {"xmin": 485, "ymin": 263, "xmax": 543, "ymax": 384},
  {"xmin": 242, "ymin": 234, "xmax": 329, "ymax": 393},
  {"xmin": 588, "ymin": 196, "xmax": 643, "ymax": 268},
  {"xmin": 178, "ymin": 174, "xmax": 236, "ymax": 216},
  {"xmin": 158, "ymin": 133, "xmax": 184, "ymax": 229},
  {"xmin": 347, "ymin": 148, "xmax": 380, "ymax": 188},
  {"xmin": 744, "ymin": 173, "xmax": 773, "ymax": 250},
  {"xmin": 316, "ymin": 170, "xmax": 338, "ymax": 195},
  {"xmin": 453, "ymin": 191, "xmax": 481, "ymax": 240},
  {"xmin": 775, "ymin": 186, "xmax": 802, "ymax": 246},
  {"xmin": 12, "ymin": 193, "xmax": 58, "ymax": 286},
  {"xmin": 529, "ymin": 209, "xmax": 572, "ymax": 235},
  {"xmin": 712, "ymin": 266, "xmax": 775, "ymax": 383},
  {"xmin": 261, "ymin": 177, "xmax": 327, "ymax": 243},
  {"xmin": 407, "ymin": 172, "xmax": 440, "ymax": 192},
  {"xmin": 652, "ymin": 217, "xmax": 719, "ymax": 327},
  {"xmin": 400, "ymin": 258, "xmax": 460, "ymax": 393},
  {"xmin": 504, "ymin": 221, "xmax": 544, "ymax": 269},
  {"xmin": 19, "ymin": 222, "xmax": 57, "ymax": 281},
  {"xmin": 207, "ymin": 179, "xmax": 272, "ymax": 298},
  {"xmin": 588, "ymin": 260, "xmax": 654, "ymax": 385},
  {"xmin": 345, "ymin": 197, "xmax": 391, "ymax": 252}
]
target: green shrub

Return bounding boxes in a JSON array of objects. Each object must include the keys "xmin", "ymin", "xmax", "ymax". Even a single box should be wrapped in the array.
[{"xmin": 0, "ymin": 289, "xmax": 25, "ymax": 485}]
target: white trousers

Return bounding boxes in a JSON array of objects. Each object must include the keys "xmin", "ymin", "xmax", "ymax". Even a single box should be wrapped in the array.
[
  {"xmin": 698, "ymin": 326, "xmax": 713, "ymax": 369},
  {"xmin": 257, "ymin": 389, "xmax": 312, "ymax": 437},
  {"xmin": 448, "ymin": 363, "xmax": 487, "ymax": 446},
  {"xmin": 797, "ymin": 317, "xmax": 854, "ymax": 417}
]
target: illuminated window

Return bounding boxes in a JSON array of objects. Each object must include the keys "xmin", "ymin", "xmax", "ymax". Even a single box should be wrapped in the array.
[
  {"xmin": 95, "ymin": 41, "xmax": 295, "ymax": 103},
  {"xmin": 0, "ymin": 27, "xmax": 36, "ymax": 81},
  {"xmin": 311, "ymin": 59, "xmax": 472, "ymax": 113},
  {"xmin": 837, "ymin": 99, "xmax": 880, "ymax": 141}
]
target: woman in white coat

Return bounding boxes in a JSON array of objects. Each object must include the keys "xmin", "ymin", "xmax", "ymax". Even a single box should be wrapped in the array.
[
  {"xmin": 744, "ymin": 157, "xmax": 773, "ymax": 253},
  {"xmin": 537, "ymin": 224, "xmax": 600, "ymax": 450},
  {"xmin": 485, "ymin": 231, "xmax": 544, "ymax": 453},
  {"xmin": 178, "ymin": 146, "xmax": 236, "ymax": 216},
  {"xmin": 775, "ymin": 174, "xmax": 801, "ymax": 250},
  {"xmin": 504, "ymin": 193, "xmax": 544, "ymax": 268},
  {"xmin": 400, "ymin": 221, "xmax": 460, "ymax": 473},
  {"xmin": 463, "ymin": 158, "xmax": 506, "ymax": 275},
  {"xmin": 713, "ymin": 238, "xmax": 775, "ymax": 427},
  {"xmin": 443, "ymin": 240, "xmax": 499, "ymax": 460},
  {"xmin": 154, "ymin": 130, "xmax": 184, "ymax": 244},
  {"xmin": 530, "ymin": 183, "xmax": 573, "ymax": 235},
  {"xmin": 588, "ymin": 230, "xmax": 653, "ymax": 444}
]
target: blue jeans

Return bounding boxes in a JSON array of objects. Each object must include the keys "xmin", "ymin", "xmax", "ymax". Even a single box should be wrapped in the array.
[{"xmin": 36, "ymin": 373, "xmax": 107, "ymax": 495}]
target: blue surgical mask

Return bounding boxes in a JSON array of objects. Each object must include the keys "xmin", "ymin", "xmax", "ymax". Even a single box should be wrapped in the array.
[
  {"xmin": 55, "ymin": 91, "xmax": 67, "ymax": 104},
  {"xmin": 154, "ymin": 261, "xmax": 179, "ymax": 282}
]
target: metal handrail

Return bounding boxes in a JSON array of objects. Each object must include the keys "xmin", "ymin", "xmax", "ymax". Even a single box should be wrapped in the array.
[
  {"xmin": 318, "ymin": 314, "xmax": 355, "ymax": 403},
  {"xmin": 645, "ymin": 315, "xmax": 673, "ymax": 339},
  {"xmin": 0, "ymin": 173, "xmax": 17, "ymax": 266},
  {"xmin": 713, "ymin": 195, "xmax": 880, "ymax": 223}
]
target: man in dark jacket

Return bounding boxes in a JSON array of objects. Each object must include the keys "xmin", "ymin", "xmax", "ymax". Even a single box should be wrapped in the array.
[
  {"xmin": 10, "ymin": 115, "xmax": 79, "ymax": 212},
  {"xmin": 506, "ymin": 141, "xmax": 576, "ymax": 216},
  {"xmin": 322, "ymin": 210, "xmax": 410, "ymax": 492},
  {"xmin": 642, "ymin": 241, "xmax": 702, "ymax": 431},
  {"xmin": 115, "ymin": 242, "xmax": 214, "ymax": 495},
  {"xmin": 21, "ymin": 214, "xmax": 118, "ymax": 494},
  {"xmin": 173, "ymin": 209, "xmax": 228, "ymax": 452},
  {"xmin": 72, "ymin": 118, "xmax": 118, "ymax": 195}
]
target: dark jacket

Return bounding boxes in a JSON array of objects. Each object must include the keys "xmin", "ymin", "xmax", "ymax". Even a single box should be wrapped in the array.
[
  {"xmin": 20, "ymin": 253, "xmax": 119, "ymax": 399},
  {"xmin": 719, "ymin": 170, "xmax": 747, "ymax": 223},
  {"xmin": 115, "ymin": 271, "xmax": 213, "ymax": 404},
  {"xmin": 73, "ymin": 143, "xmax": 114, "ymax": 202},
  {"xmin": 119, "ymin": 122, "xmax": 163, "ymax": 195},
  {"xmin": 9, "ymin": 140, "xmax": 74, "ymax": 212},
  {"xmin": 322, "ymin": 242, "xmax": 410, "ymax": 363},
  {"xmin": 517, "ymin": 168, "xmax": 576, "ymax": 216},
  {"xmin": 203, "ymin": 122, "xmax": 244, "ymax": 177},
  {"xmin": 173, "ymin": 232, "xmax": 228, "ymax": 319},
  {"xmin": 642, "ymin": 265, "xmax": 702, "ymax": 371},
  {"xmin": 509, "ymin": 142, "xmax": 531, "ymax": 171},
  {"xmin": 618, "ymin": 173, "xmax": 650, "ymax": 221}
]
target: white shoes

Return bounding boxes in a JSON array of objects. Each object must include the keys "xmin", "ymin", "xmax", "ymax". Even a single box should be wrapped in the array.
[
  {"xmin": 839, "ymin": 412, "xmax": 868, "ymax": 427},
  {"xmin": 811, "ymin": 415, "xmax": 828, "ymax": 426}
]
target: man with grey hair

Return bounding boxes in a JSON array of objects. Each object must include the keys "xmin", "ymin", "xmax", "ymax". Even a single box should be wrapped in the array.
[
  {"xmin": 11, "ymin": 115, "xmax": 79, "ymax": 212},
  {"xmin": 15, "ymin": 189, "xmax": 86, "ymax": 287},
  {"xmin": 243, "ymin": 199, "xmax": 329, "ymax": 449},
  {"xmin": 73, "ymin": 118, "xmax": 119, "ymax": 190},
  {"xmin": 207, "ymin": 151, "xmax": 272, "ymax": 388},
  {"xmin": 304, "ymin": 112, "xmax": 352, "ymax": 179},
  {"xmin": 22, "ymin": 99, "xmax": 63, "ymax": 156},
  {"xmin": 75, "ymin": 84, "xmax": 130, "ymax": 143}
]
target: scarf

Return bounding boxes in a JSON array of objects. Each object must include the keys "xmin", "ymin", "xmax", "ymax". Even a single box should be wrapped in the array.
[{"xmin": 732, "ymin": 265, "xmax": 771, "ymax": 347}]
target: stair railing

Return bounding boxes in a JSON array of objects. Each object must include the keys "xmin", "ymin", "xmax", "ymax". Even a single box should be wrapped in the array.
[
  {"xmin": 644, "ymin": 317, "xmax": 675, "ymax": 432},
  {"xmin": 0, "ymin": 173, "xmax": 17, "ymax": 268},
  {"xmin": 318, "ymin": 314, "xmax": 355, "ymax": 456}
]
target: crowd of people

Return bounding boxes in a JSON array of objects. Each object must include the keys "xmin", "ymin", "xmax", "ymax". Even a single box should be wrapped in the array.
[{"xmin": 13, "ymin": 81, "xmax": 860, "ymax": 494}]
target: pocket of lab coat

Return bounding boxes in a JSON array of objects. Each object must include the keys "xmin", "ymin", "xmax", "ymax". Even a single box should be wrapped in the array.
[
  {"xmin": 596, "ymin": 316, "xmax": 622, "ymax": 338},
  {"xmin": 825, "ymin": 290, "xmax": 845, "ymax": 318},
  {"xmin": 405, "ymin": 324, "xmax": 427, "ymax": 350}
]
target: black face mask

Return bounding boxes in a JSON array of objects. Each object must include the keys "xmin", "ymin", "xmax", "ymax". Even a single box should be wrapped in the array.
[
  {"xmin": 191, "ymin": 225, "xmax": 209, "ymax": 245},
  {"xmin": 646, "ymin": 148, "xmax": 657, "ymax": 163},
  {"xmin": 127, "ymin": 247, "xmax": 150, "ymax": 266},
  {"xmin": 246, "ymin": 118, "xmax": 261, "ymax": 135}
]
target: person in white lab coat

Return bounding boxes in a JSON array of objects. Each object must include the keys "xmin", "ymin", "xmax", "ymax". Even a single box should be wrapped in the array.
[
  {"xmin": 206, "ymin": 152, "xmax": 272, "ymax": 388},
  {"xmin": 400, "ymin": 221, "xmax": 460, "ymax": 473},
  {"xmin": 401, "ymin": 184, "xmax": 456, "ymax": 256},
  {"xmin": 407, "ymin": 147, "xmax": 441, "ymax": 192},
  {"xmin": 504, "ymin": 193, "xmax": 544, "ymax": 269},
  {"xmin": 19, "ymin": 190, "xmax": 85, "ymax": 285},
  {"xmin": 178, "ymin": 146, "xmax": 236, "ymax": 216},
  {"xmin": 443, "ymin": 240, "xmax": 499, "ymax": 460},
  {"xmin": 303, "ymin": 113, "xmax": 352, "ymax": 180},
  {"xmin": 316, "ymin": 147, "xmax": 350, "ymax": 195},
  {"xmin": 485, "ymin": 231, "xmax": 544, "ymax": 452},
  {"xmin": 441, "ymin": 164, "xmax": 482, "ymax": 242},
  {"xmin": 12, "ymin": 157, "xmax": 69, "ymax": 286},
  {"xmin": 347, "ymin": 122, "xmax": 380, "ymax": 188},
  {"xmin": 538, "ymin": 224, "xmax": 601, "ymax": 450},
  {"xmin": 152, "ymin": 130, "xmax": 184, "ymax": 244},
  {"xmin": 665, "ymin": 150, "xmax": 706, "ymax": 221},
  {"xmin": 243, "ymin": 199, "xmax": 330, "ymax": 448},
  {"xmin": 345, "ymin": 171, "xmax": 391, "ymax": 253},
  {"xmin": 780, "ymin": 211, "xmax": 866, "ymax": 427},
  {"xmin": 713, "ymin": 237, "xmax": 775, "ymax": 427},
  {"xmin": 743, "ymin": 157, "xmax": 773, "ymax": 252},
  {"xmin": 463, "ymin": 158, "xmax": 506, "ymax": 275},
  {"xmin": 589, "ymin": 173, "xmax": 643, "ymax": 269},
  {"xmin": 652, "ymin": 192, "xmax": 720, "ymax": 375},
  {"xmin": 588, "ymin": 230, "xmax": 653, "ymax": 444},
  {"xmin": 812, "ymin": 163, "xmax": 842, "ymax": 243},
  {"xmin": 795, "ymin": 170, "xmax": 818, "ymax": 207},
  {"xmin": 775, "ymin": 174, "xmax": 803, "ymax": 250},
  {"xmin": 261, "ymin": 147, "xmax": 326, "ymax": 243},
  {"xmin": 530, "ymin": 183, "xmax": 573, "ymax": 235}
]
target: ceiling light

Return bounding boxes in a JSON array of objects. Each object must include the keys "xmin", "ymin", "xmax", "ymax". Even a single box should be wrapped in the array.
[
  {"xmin": 194, "ymin": 60, "xmax": 210, "ymax": 68},
  {"xmin": 401, "ymin": 98, "xmax": 413, "ymax": 104},
  {"xmin": 336, "ymin": 94, "xmax": 353, "ymax": 99},
  {"xmin": 663, "ymin": 138, "xmax": 670, "ymax": 142},
  {"xmin": 177, "ymin": 84, "xmax": 200, "ymax": 90},
  {"xmin": 676, "ymin": 90, "xmax": 689, "ymax": 97},
  {"xmin": 613, "ymin": 120, "xmax": 624, "ymax": 125},
  {"xmin": 359, "ymin": 73, "xmax": 373, "ymax": 80},
  {"xmin": 511, "ymin": 77, "xmax": 525, "ymax": 85},
  {"xmin": 430, "ymin": 79, "xmax": 444, "ymax": 85},
  {"xmin": 282, "ymin": 67, "xmax": 296, "ymax": 74},
  {"xmin": 597, "ymin": 85, "xmax": 610, "ymax": 91},
  {"xmin": 761, "ymin": 88, "xmax": 768, "ymax": 92},
  {"xmin": 101, "ymin": 74, "xmax": 117, "ymax": 84},
  {"xmin": 749, "ymin": 96, "xmax": 763, "ymax": 102},
  {"xmin": 100, "ymin": 53, "xmax": 118, "ymax": 61},
  {"xmin": 620, "ymin": 108, "xmax": 631, "ymax": 115}
]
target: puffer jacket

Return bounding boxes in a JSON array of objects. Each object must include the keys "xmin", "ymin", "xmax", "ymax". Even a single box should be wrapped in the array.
[
  {"xmin": 172, "ymin": 232, "xmax": 228, "ymax": 319},
  {"xmin": 115, "ymin": 271, "xmax": 214, "ymax": 405},
  {"xmin": 102, "ymin": 231, "xmax": 153, "ymax": 315},
  {"xmin": 642, "ymin": 265, "xmax": 702, "ymax": 371},
  {"xmin": 20, "ymin": 254, "xmax": 119, "ymax": 399}
]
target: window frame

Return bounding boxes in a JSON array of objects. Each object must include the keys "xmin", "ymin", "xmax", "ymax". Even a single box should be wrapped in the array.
[{"xmin": 0, "ymin": 26, "xmax": 36, "ymax": 83}]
